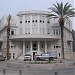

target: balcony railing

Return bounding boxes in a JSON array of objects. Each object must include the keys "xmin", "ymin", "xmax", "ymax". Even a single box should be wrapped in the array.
[{"xmin": 9, "ymin": 34, "xmax": 60, "ymax": 40}]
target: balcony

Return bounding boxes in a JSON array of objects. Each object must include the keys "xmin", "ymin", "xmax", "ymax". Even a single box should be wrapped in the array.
[{"xmin": 9, "ymin": 34, "xmax": 60, "ymax": 41}]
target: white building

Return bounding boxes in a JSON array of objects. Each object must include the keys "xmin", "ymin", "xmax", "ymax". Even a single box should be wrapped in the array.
[{"xmin": 0, "ymin": 10, "xmax": 73, "ymax": 60}]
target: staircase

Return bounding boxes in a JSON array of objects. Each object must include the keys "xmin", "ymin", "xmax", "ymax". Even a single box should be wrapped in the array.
[{"xmin": 15, "ymin": 52, "xmax": 23, "ymax": 60}]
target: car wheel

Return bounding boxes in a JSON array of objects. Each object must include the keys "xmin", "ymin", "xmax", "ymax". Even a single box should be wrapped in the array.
[
  {"xmin": 49, "ymin": 57, "xmax": 53, "ymax": 61},
  {"xmin": 37, "ymin": 57, "xmax": 40, "ymax": 61}
]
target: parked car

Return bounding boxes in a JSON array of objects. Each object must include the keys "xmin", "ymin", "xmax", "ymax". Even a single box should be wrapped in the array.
[
  {"xmin": 34, "ymin": 53, "xmax": 56, "ymax": 61},
  {"xmin": 0, "ymin": 55, "xmax": 5, "ymax": 61},
  {"xmin": 24, "ymin": 54, "xmax": 32, "ymax": 61}
]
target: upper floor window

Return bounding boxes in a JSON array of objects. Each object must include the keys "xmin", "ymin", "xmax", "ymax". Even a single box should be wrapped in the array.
[
  {"xmin": 40, "ymin": 20, "xmax": 42, "ymax": 23},
  {"xmin": 32, "ymin": 20, "xmax": 34, "ymax": 22},
  {"xmin": 25, "ymin": 28, "xmax": 30, "ymax": 34},
  {"xmin": 47, "ymin": 21, "xmax": 50, "ymax": 23},
  {"xmin": 20, "ymin": 21, "xmax": 22, "ymax": 23},
  {"xmin": 19, "ymin": 28, "xmax": 22, "ymax": 34},
  {"xmin": 47, "ymin": 28, "xmax": 50, "ymax": 34},
  {"xmin": 28, "ymin": 21, "xmax": 30, "ymax": 23},
  {"xmin": 43, "ymin": 21, "xmax": 44, "ymax": 23},
  {"xmin": 56, "ymin": 30, "xmax": 58, "ymax": 35},
  {"xmin": 20, "ymin": 16, "xmax": 22, "ymax": 23},
  {"xmin": 53, "ymin": 29, "xmax": 60, "ymax": 35},
  {"xmin": 25, "ymin": 20, "xmax": 27, "ymax": 23},
  {"xmin": 25, "ymin": 41, "xmax": 30, "ymax": 50},
  {"xmin": 11, "ymin": 31, "xmax": 14, "ymax": 35},
  {"xmin": 40, "ymin": 28, "xmax": 45, "ymax": 34},
  {"xmin": 32, "ymin": 28, "xmax": 38, "ymax": 34},
  {"xmin": 35, "ymin": 20, "xmax": 37, "ymax": 22}
]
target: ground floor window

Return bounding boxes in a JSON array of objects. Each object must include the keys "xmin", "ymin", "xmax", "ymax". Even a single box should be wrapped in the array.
[
  {"xmin": 25, "ymin": 41, "xmax": 30, "ymax": 50},
  {"xmin": 32, "ymin": 41, "xmax": 38, "ymax": 50}
]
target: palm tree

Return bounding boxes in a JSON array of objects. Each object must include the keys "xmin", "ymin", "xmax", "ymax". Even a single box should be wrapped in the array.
[
  {"xmin": 47, "ymin": 2, "xmax": 75, "ymax": 59},
  {"xmin": 7, "ymin": 14, "xmax": 11, "ymax": 60}
]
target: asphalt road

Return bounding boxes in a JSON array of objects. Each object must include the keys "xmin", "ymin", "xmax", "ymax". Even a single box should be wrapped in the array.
[{"xmin": 0, "ymin": 60, "xmax": 75, "ymax": 75}]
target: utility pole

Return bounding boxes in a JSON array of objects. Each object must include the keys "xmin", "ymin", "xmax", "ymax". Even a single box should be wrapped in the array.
[{"xmin": 7, "ymin": 14, "xmax": 11, "ymax": 60}]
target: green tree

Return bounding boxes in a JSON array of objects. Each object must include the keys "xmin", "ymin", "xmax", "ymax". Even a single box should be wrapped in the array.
[
  {"xmin": 47, "ymin": 2, "xmax": 75, "ymax": 59},
  {"xmin": 7, "ymin": 14, "xmax": 11, "ymax": 60}
]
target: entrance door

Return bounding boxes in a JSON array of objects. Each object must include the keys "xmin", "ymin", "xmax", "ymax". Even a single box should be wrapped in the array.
[
  {"xmin": 33, "ymin": 52, "xmax": 35, "ymax": 60},
  {"xmin": 33, "ymin": 52, "xmax": 37, "ymax": 60}
]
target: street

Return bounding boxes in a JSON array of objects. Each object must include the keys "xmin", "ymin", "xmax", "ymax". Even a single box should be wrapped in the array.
[{"xmin": 0, "ymin": 60, "xmax": 75, "ymax": 75}]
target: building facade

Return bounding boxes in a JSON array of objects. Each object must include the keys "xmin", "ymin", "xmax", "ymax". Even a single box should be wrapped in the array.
[{"xmin": 0, "ymin": 10, "xmax": 73, "ymax": 60}]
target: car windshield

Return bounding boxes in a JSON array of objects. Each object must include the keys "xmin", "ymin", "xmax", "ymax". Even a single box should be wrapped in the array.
[{"xmin": 25, "ymin": 54, "xmax": 31, "ymax": 56}]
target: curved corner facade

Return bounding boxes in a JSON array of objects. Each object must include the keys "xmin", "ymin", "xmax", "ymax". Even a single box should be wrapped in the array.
[{"xmin": 0, "ymin": 10, "xmax": 73, "ymax": 60}]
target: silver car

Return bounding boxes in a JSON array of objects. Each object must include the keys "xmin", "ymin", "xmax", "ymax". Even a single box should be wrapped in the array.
[
  {"xmin": 24, "ymin": 54, "xmax": 32, "ymax": 61},
  {"xmin": 34, "ymin": 53, "xmax": 54, "ymax": 61}
]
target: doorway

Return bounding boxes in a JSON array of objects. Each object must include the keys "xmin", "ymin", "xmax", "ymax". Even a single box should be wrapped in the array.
[{"xmin": 33, "ymin": 52, "xmax": 37, "ymax": 60}]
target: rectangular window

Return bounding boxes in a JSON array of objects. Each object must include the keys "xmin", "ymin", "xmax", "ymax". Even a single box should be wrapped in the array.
[
  {"xmin": 20, "ymin": 16, "xmax": 22, "ymax": 23},
  {"xmin": 59, "ymin": 29, "xmax": 60, "ymax": 35},
  {"xmin": 35, "ymin": 20, "xmax": 37, "ymax": 22},
  {"xmin": 25, "ymin": 41, "xmax": 30, "ymax": 50},
  {"xmin": 54, "ymin": 30, "xmax": 55, "ymax": 35},
  {"xmin": 56, "ymin": 30, "xmax": 58, "ymax": 35},
  {"xmin": 20, "ymin": 21, "xmax": 22, "ymax": 23},
  {"xmin": 40, "ymin": 28, "xmax": 44, "ymax": 34},
  {"xmin": 28, "ymin": 21, "xmax": 30, "ymax": 23},
  {"xmin": 11, "ymin": 31, "xmax": 14, "ymax": 35},
  {"xmin": 28, "ymin": 28, "xmax": 30, "ymax": 34},
  {"xmin": 40, "ymin": 41, "xmax": 45, "ymax": 49},
  {"xmin": 25, "ymin": 28, "xmax": 27, "ymax": 34},
  {"xmin": 25, "ymin": 28, "xmax": 30, "ymax": 34},
  {"xmin": 32, "ymin": 41, "xmax": 38, "ymax": 50},
  {"xmin": 47, "ymin": 28, "xmax": 50, "ymax": 34},
  {"xmin": 33, "ymin": 28, "xmax": 38, "ymax": 34},
  {"xmin": 19, "ymin": 28, "xmax": 22, "ymax": 34},
  {"xmin": 25, "ymin": 20, "xmax": 27, "ymax": 23}
]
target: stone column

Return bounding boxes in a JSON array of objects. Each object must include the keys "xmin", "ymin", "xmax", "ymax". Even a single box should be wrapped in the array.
[
  {"xmin": 23, "ymin": 41, "xmax": 25, "ymax": 55},
  {"xmin": 45, "ymin": 41, "xmax": 47, "ymax": 53},
  {"xmin": 38, "ymin": 41, "xmax": 40, "ymax": 54},
  {"xmin": 30, "ymin": 41, "xmax": 33, "ymax": 60}
]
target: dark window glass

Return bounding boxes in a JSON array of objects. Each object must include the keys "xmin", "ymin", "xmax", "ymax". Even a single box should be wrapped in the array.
[
  {"xmin": 28, "ymin": 21, "xmax": 30, "ymax": 23},
  {"xmin": 59, "ymin": 53, "xmax": 60, "ymax": 57},
  {"xmin": 47, "ymin": 21, "xmax": 50, "ymax": 23},
  {"xmin": 11, "ymin": 46, "xmax": 13, "ymax": 48},
  {"xmin": 11, "ymin": 31, "xmax": 14, "ymax": 35},
  {"xmin": 35, "ymin": 20, "xmax": 37, "ymax": 22},
  {"xmin": 54, "ymin": 46, "xmax": 55, "ymax": 48},
  {"xmin": 32, "ymin": 20, "xmax": 34, "ymax": 22},
  {"xmin": 40, "ymin": 20, "xmax": 41, "ymax": 22},
  {"xmin": 25, "ymin": 20, "xmax": 27, "ymax": 23},
  {"xmin": 43, "ymin": 21, "xmax": 44, "ymax": 23},
  {"xmin": 47, "ymin": 33, "xmax": 50, "ymax": 34},
  {"xmin": 20, "ymin": 21, "xmax": 22, "ymax": 23},
  {"xmin": 56, "ymin": 46, "xmax": 58, "ymax": 48}
]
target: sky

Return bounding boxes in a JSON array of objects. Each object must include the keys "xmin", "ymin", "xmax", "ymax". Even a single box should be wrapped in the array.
[{"xmin": 0, "ymin": 0, "xmax": 75, "ymax": 29}]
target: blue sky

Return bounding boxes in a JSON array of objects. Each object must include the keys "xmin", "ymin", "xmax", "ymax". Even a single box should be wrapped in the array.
[{"xmin": 0, "ymin": 0, "xmax": 75, "ymax": 29}]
